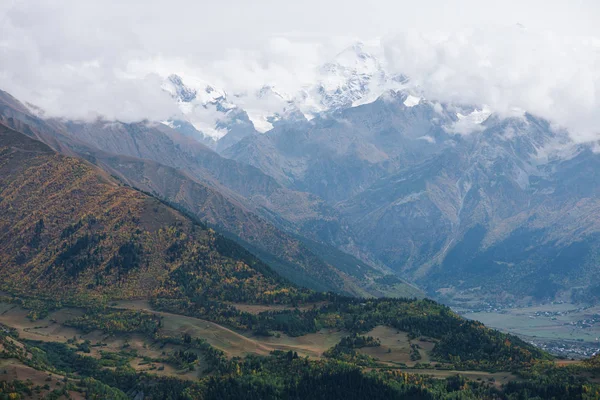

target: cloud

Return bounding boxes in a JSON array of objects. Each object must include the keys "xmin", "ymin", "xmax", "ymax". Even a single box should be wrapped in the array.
[
  {"xmin": 0, "ymin": 0, "xmax": 340, "ymax": 123},
  {"xmin": 383, "ymin": 27, "xmax": 600, "ymax": 142},
  {"xmin": 0, "ymin": 1, "xmax": 178, "ymax": 122},
  {"xmin": 0, "ymin": 0, "xmax": 599, "ymax": 142}
]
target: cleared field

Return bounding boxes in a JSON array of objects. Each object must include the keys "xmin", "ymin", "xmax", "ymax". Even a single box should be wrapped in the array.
[
  {"xmin": 226, "ymin": 301, "xmax": 328, "ymax": 315},
  {"xmin": 116, "ymin": 300, "xmax": 346, "ymax": 358},
  {"xmin": 155, "ymin": 310, "xmax": 274, "ymax": 357},
  {"xmin": 0, "ymin": 305, "xmax": 86, "ymax": 343},
  {"xmin": 153, "ymin": 309, "xmax": 346, "ymax": 358},
  {"xmin": 356, "ymin": 326, "xmax": 437, "ymax": 365},
  {"xmin": 399, "ymin": 368, "xmax": 517, "ymax": 387},
  {"xmin": 253, "ymin": 329, "xmax": 347, "ymax": 358},
  {"xmin": 0, "ymin": 302, "xmax": 210, "ymax": 380},
  {"xmin": 0, "ymin": 358, "xmax": 84, "ymax": 399}
]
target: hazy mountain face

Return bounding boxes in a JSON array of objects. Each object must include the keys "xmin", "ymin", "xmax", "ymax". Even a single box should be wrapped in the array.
[
  {"xmin": 224, "ymin": 91, "xmax": 457, "ymax": 203},
  {"xmin": 202, "ymin": 47, "xmax": 600, "ymax": 306}
]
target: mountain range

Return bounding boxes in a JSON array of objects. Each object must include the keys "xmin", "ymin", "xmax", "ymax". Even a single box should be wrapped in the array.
[
  {"xmin": 153, "ymin": 42, "xmax": 600, "ymax": 306},
  {"xmin": 0, "ymin": 89, "xmax": 417, "ymax": 299},
  {"xmin": 1, "ymin": 41, "xmax": 599, "ymax": 308},
  {"xmin": 223, "ymin": 90, "xmax": 600, "ymax": 305}
]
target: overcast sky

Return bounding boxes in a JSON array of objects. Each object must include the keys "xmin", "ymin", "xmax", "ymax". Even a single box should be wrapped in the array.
[{"xmin": 1, "ymin": 0, "xmax": 599, "ymax": 140}]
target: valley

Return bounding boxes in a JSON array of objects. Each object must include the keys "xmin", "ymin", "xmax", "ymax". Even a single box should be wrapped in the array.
[{"xmin": 462, "ymin": 303, "xmax": 600, "ymax": 359}]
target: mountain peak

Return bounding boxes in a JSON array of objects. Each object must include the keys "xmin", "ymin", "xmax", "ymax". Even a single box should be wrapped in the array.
[
  {"xmin": 333, "ymin": 41, "xmax": 375, "ymax": 64},
  {"xmin": 166, "ymin": 74, "xmax": 197, "ymax": 103}
]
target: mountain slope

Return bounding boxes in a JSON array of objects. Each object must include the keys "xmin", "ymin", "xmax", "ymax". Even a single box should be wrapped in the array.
[
  {"xmin": 426, "ymin": 145, "xmax": 600, "ymax": 303},
  {"xmin": 221, "ymin": 86, "xmax": 600, "ymax": 305},
  {"xmin": 0, "ymin": 89, "xmax": 415, "ymax": 298},
  {"xmin": 223, "ymin": 91, "xmax": 455, "ymax": 203},
  {"xmin": 0, "ymin": 124, "xmax": 289, "ymax": 302},
  {"xmin": 58, "ymin": 118, "xmax": 357, "ymax": 251},
  {"xmin": 92, "ymin": 152, "xmax": 366, "ymax": 294},
  {"xmin": 335, "ymin": 114, "xmax": 600, "ymax": 303}
]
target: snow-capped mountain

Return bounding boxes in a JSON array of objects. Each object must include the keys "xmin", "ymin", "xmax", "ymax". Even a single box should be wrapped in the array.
[
  {"xmin": 161, "ymin": 74, "xmax": 239, "ymax": 141},
  {"xmin": 305, "ymin": 42, "xmax": 406, "ymax": 111},
  {"xmin": 159, "ymin": 42, "xmax": 410, "ymax": 147},
  {"xmin": 154, "ymin": 56, "xmax": 599, "ymax": 307},
  {"xmin": 162, "ymin": 74, "xmax": 230, "ymax": 108}
]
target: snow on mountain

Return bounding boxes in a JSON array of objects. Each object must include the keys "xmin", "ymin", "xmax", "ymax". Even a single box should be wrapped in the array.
[
  {"xmin": 162, "ymin": 74, "xmax": 230, "ymax": 107},
  {"xmin": 162, "ymin": 74, "xmax": 243, "ymax": 139},
  {"xmin": 403, "ymin": 95, "xmax": 421, "ymax": 107},
  {"xmin": 159, "ymin": 42, "xmax": 409, "ymax": 141},
  {"xmin": 162, "ymin": 74, "xmax": 197, "ymax": 103},
  {"xmin": 313, "ymin": 42, "xmax": 385, "ymax": 109},
  {"xmin": 158, "ymin": 41, "xmax": 498, "ymax": 146},
  {"xmin": 242, "ymin": 85, "xmax": 293, "ymax": 133},
  {"xmin": 292, "ymin": 42, "xmax": 409, "ymax": 115}
]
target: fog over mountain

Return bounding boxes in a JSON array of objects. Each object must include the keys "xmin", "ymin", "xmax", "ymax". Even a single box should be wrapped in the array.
[{"xmin": 2, "ymin": 0, "xmax": 600, "ymax": 141}]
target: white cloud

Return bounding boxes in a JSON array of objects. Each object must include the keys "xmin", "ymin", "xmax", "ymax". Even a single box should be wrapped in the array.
[
  {"xmin": 0, "ymin": 0, "xmax": 599, "ymax": 142},
  {"xmin": 444, "ymin": 105, "xmax": 492, "ymax": 135},
  {"xmin": 0, "ymin": 1, "xmax": 178, "ymax": 122},
  {"xmin": 383, "ymin": 28, "xmax": 600, "ymax": 142}
]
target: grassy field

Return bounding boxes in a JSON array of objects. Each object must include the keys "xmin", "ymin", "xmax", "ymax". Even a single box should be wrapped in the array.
[
  {"xmin": 399, "ymin": 368, "xmax": 517, "ymax": 388},
  {"xmin": 0, "ymin": 303, "xmax": 85, "ymax": 343},
  {"xmin": 0, "ymin": 358, "xmax": 84, "ymax": 399},
  {"xmin": 356, "ymin": 326, "xmax": 435, "ymax": 365},
  {"xmin": 0, "ymin": 303, "xmax": 209, "ymax": 380},
  {"xmin": 116, "ymin": 300, "xmax": 347, "ymax": 359}
]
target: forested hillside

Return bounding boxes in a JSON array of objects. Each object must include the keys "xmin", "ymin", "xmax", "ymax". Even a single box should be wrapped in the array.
[
  {"xmin": 0, "ymin": 124, "xmax": 292, "ymax": 302},
  {"xmin": 0, "ymin": 89, "xmax": 415, "ymax": 299}
]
